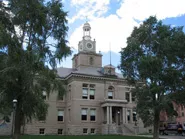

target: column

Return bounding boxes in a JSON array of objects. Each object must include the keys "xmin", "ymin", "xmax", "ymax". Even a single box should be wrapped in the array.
[
  {"xmin": 125, "ymin": 108, "xmax": 128, "ymax": 123},
  {"xmin": 110, "ymin": 106, "xmax": 112, "ymax": 124},
  {"xmin": 130, "ymin": 109, "xmax": 133, "ymax": 123},
  {"xmin": 122, "ymin": 107, "xmax": 125, "ymax": 123},
  {"xmin": 129, "ymin": 92, "xmax": 132, "ymax": 103},
  {"xmin": 107, "ymin": 106, "xmax": 109, "ymax": 124}
]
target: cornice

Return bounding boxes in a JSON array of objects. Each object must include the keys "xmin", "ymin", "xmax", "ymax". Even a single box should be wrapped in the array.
[{"xmin": 58, "ymin": 73, "xmax": 126, "ymax": 83}]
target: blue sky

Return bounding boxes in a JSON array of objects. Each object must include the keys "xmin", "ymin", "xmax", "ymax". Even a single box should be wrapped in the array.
[{"xmin": 60, "ymin": 0, "xmax": 185, "ymax": 73}]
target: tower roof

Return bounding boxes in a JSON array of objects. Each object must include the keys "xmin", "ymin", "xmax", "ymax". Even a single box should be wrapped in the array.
[
  {"xmin": 83, "ymin": 22, "xmax": 91, "ymax": 30},
  {"xmin": 83, "ymin": 22, "xmax": 90, "ymax": 27}
]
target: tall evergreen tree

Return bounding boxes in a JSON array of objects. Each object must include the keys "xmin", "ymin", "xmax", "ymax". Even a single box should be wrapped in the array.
[
  {"xmin": 0, "ymin": 1, "xmax": 71, "ymax": 139},
  {"xmin": 119, "ymin": 16, "xmax": 185, "ymax": 139}
]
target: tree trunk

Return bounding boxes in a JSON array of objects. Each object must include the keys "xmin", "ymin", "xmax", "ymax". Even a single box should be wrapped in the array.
[
  {"xmin": 13, "ymin": 108, "xmax": 22, "ymax": 139},
  {"xmin": 153, "ymin": 110, "xmax": 160, "ymax": 139}
]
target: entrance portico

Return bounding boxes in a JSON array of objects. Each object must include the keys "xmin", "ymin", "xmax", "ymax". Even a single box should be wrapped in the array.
[{"xmin": 101, "ymin": 99, "xmax": 130, "ymax": 125}]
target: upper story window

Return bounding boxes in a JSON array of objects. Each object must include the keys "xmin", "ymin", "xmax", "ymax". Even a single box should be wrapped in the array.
[
  {"xmin": 108, "ymin": 86, "xmax": 114, "ymax": 99},
  {"xmin": 126, "ymin": 92, "xmax": 130, "ymax": 102},
  {"xmin": 82, "ymin": 83, "xmax": 95, "ymax": 100},
  {"xmin": 82, "ymin": 88, "xmax": 88, "ymax": 99}
]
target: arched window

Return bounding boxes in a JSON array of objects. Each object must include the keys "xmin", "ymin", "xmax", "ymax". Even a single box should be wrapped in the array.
[
  {"xmin": 89, "ymin": 57, "xmax": 94, "ymax": 65},
  {"xmin": 108, "ymin": 86, "xmax": 114, "ymax": 99}
]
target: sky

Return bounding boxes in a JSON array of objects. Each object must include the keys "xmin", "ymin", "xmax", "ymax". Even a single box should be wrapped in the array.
[{"xmin": 60, "ymin": 0, "xmax": 185, "ymax": 72}]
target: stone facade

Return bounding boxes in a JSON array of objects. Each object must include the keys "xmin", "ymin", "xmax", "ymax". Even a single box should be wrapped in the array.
[{"xmin": 0, "ymin": 22, "xmax": 152, "ymax": 136}]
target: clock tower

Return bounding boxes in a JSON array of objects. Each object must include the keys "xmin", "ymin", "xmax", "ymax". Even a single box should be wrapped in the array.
[
  {"xmin": 72, "ymin": 22, "xmax": 102, "ymax": 69},
  {"xmin": 78, "ymin": 22, "xmax": 96, "ymax": 53}
]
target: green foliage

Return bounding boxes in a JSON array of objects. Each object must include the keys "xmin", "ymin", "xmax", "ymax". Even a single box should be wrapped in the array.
[
  {"xmin": 119, "ymin": 16, "xmax": 185, "ymax": 138},
  {"xmin": 0, "ymin": 0, "xmax": 71, "ymax": 137}
]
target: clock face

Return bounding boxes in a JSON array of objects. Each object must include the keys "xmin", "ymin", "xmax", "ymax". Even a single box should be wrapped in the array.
[{"xmin": 86, "ymin": 43, "xmax": 93, "ymax": 49}]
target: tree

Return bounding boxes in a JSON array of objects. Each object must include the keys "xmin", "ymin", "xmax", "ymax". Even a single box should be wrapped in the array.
[
  {"xmin": 0, "ymin": 1, "xmax": 71, "ymax": 139},
  {"xmin": 119, "ymin": 16, "xmax": 185, "ymax": 139}
]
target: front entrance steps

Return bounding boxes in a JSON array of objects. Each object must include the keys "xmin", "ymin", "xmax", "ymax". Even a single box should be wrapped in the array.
[{"xmin": 102, "ymin": 123, "xmax": 138, "ymax": 135}]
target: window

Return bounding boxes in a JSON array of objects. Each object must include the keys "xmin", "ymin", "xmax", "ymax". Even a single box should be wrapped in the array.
[
  {"xmin": 81, "ymin": 108, "xmax": 88, "ymax": 120},
  {"xmin": 91, "ymin": 128, "xmax": 95, "ymax": 134},
  {"xmin": 90, "ymin": 109, "xmax": 96, "ymax": 121},
  {"xmin": 38, "ymin": 114, "xmax": 46, "ymax": 121},
  {"xmin": 82, "ymin": 84, "xmax": 96, "ymax": 99},
  {"xmin": 58, "ymin": 110, "xmax": 64, "ymax": 122},
  {"xmin": 127, "ymin": 110, "xmax": 131, "ymax": 122},
  {"xmin": 133, "ymin": 110, "xmax": 137, "ymax": 122},
  {"xmin": 126, "ymin": 92, "xmax": 130, "ymax": 102},
  {"xmin": 182, "ymin": 112, "xmax": 184, "ymax": 117},
  {"xmin": 83, "ymin": 128, "xmax": 88, "ymax": 134},
  {"xmin": 108, "ymin": 86, "xmax": 114, "ymax": 99},
  {"xmin": 181, "ymin": 105, "xmax": 184, "ymax": 111},
  {"xmin": 89, "ymin": 57, "xmax": 94, "ymax": 65},
  {"xmin": 108, "ymin": 91, "xmax": 113, "ymax": 99},
  {"xmin": 90, "ymin": 84, "xmax": 95, "ymax": 88},
  {"xmin": 83, "ymin": 83, "xmax": 88, "ymax": 87},
  {"xmin": 58, "ymin": 95, "xmax": 63, "ymax": 101},
  {"xmin": 58, "ymin": 129, "xmax": 63, "ymax": 135},
  {"xmin": 42, "ymin": 91, "xmax": 47, "ymax": 100},
  {"xmin": 89, "ymin": 89, "xmax": 95, "ymax": 99},
  {"xmin": 132, "ymin": 93, "xmax": 135, "ymax": 102},
  {"xmin": 82, "ymin": 88, "xmax": 88, "ymax": 99},
  {"xmin": 39, "ymin": 128, "xmax": 45, "ymax": 135}
]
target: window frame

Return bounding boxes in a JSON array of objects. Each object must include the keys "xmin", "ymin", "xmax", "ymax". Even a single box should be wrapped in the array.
[
  {"xmin": 125, "ymin": 92, "xmax": 130, "ymax": 102},
  {"xmin": 83, "ymin": 128, "xmax": 88, "ymax": 134},
  {"xmin": 90, "ymin": 128, "xmax": 95, "ymax": 134},
  {"xmin": 39, "ymin": 128, "xmax": 45, "ymax": 135},
  {"xmin": 82, "ymin": 83, "xmax": 96, "ymax": 100},
  {"xmin": 81, "ymin": 108, "xmax": 88, "ymax": 121},
  {"xmin": 90, "ymin": 109, "xmax": 96, "ymax": 121},
  {"xmin": 108, "ymin": 86, "xmax": 114, "ymax": 99},
  {"xmin": 58, "ymin": 109, "xmax": 64, "ymax": 122},
  {"xmin": 58, "ymin": 129, "xmax": 63, "ymax": 135}
]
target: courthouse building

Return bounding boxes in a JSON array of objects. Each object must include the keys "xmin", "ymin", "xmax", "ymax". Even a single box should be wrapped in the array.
[{"xmin": 0, "ymin": 22, "xmax": 151, "ymax": 135}]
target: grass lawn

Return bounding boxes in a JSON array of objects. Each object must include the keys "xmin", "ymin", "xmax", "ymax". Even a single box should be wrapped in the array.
[{"xmin": 0, "ymin": 135, "xmax": 152, "ymax": 139}]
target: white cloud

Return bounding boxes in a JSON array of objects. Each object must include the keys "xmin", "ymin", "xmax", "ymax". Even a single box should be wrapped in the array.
[
  {"xmin": 69, "ymin": 0, "xmax": 185, "ymax": 53},
  {"xmin": 69, "ymin": 15, "xmax": 138, "ymax": 53},
  {"xmin": 68, "ymin": 0, "xmax": 110, "ymax": 23},
  {"xmin": 117, "ymin": 0, "xmax": 185, "ymax": 20}
]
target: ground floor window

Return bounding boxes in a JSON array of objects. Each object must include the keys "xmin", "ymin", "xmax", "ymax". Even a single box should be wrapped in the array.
[
  {"xmin": 58, "ymin": 129, "xmax": 63, "ymax": 135},
  {"xmin": 83, "ymin": 128, "xmax": 88, "ymax": 134},
  {"xmin": 91, "ymin": 128, "xmax": 95, "ymax": 134},
  {"xmin": 39, "ymin": 128, "xmax": 45, "ymax": 135}
]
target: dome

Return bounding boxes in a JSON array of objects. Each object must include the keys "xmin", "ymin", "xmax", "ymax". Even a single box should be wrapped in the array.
[{"xmin": 83, "ymin": 22, "xmax": 90, "ymax": 27}]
